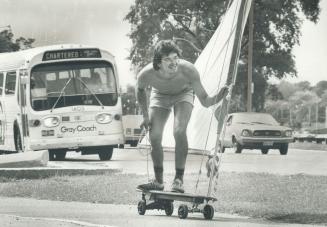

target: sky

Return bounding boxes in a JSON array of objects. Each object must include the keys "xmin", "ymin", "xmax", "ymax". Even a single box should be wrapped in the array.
[{"xmin": 0, "ymin": 0, "xmax": 326, "ymax": 87}]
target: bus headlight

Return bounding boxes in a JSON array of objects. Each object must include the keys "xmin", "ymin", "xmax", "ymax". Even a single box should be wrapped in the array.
[
  {"xmin": 43, "ymin": 116, "xmax": 60, "ymax": 128},
  {"xmin": 96, "ymin": 113, "xmax": 112, "ymax": 124}
]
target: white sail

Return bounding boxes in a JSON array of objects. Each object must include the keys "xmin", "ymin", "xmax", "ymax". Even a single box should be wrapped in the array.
[{"xmin": 161, "ymin": 0, "xmax": 253, "ymax": 151}]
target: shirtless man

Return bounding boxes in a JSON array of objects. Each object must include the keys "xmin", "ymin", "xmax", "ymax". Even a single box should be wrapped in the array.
[{"xmin": 136, "ymin": 40, "xmax": 229, "ymax": 193}]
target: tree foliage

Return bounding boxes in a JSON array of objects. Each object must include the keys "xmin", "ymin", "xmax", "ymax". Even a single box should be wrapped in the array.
[
  {"xmin": 124, "ymin": 0, "xmax": 320, "ymax": 111},
  {"xmin": 265, "ymin": 80, "xmax": 326, "ymax": 128},
  {"xmin": 0, "ymin": 29, "xmax": 35, "ymax": 53}
]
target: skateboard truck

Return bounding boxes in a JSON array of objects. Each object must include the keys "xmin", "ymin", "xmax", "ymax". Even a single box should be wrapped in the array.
[{"xmin": 137, "ymin": 190, "xmax": 216, "ymax": 219}]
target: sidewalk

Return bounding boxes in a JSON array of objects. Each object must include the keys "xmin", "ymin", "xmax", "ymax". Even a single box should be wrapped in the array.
[{"xmin": 0, "ymin": 197, "xmax": 322, "ymax": 227}]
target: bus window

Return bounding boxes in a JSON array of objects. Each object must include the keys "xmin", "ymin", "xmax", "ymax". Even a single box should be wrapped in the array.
[
  {"xmin": 5, "ymin": 72, "xmax": 16, "ymax": 95},
  {"xmin": 30, "ymin": 61, "xmax": 118, "ymax": 111},
  {"xmin": 0, "ymin": 73, "xmax": 4, "ymax": 95}
]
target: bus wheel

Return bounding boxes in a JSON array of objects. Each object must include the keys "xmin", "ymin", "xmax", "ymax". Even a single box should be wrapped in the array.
[
  {"xmin": 14, "ymin": 129, "xmax": 23, "ymax": 153},
  {"xmin": 49, "ymin": 150, "xmax": 55, "ymax": 161},
  {"xmin": 98, "ymin": 146, "xmax": 113, "ymax": 161},
  {"xmin": 49, "ymin": 149, "xmax": 67, "ymax": 161}
]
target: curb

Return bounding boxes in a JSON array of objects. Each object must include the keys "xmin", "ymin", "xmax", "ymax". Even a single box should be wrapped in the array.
[{"xmin": 0, "ymin": 168, "xmax": 121, "ymax": 179}]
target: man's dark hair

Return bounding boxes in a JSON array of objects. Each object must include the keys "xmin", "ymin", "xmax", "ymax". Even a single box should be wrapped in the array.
[{"xmin": 153, "ymin": 40, "xmax": 181, "ymax": 71}]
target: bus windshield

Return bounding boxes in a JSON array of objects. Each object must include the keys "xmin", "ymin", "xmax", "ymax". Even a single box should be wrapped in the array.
[{"xmin": 30, "ymin": 61, "xmax": 118, "ymax": 111}]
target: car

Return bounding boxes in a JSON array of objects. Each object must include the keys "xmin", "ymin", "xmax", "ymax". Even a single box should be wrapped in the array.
[
  {"xmin": 122, "ymin": 115, "xmax": 144, "ymax": 147},
  {"xmin": 220, "ymin": 112, "xmax": 294, "ymax": 155},
  {"xmin": 294, "ymin": 129, "xmax": 315, "ymax": 142}
]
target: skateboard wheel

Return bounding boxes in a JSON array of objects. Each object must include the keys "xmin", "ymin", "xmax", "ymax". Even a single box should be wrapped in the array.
[
  {"xmin": 138, "ymin": 200, "xmax": 146, "ymax": 215},
  {"xmin": 203, "ymin": 204, "xmax": 214, "ymax": 220},
  {"xmin": 164, "ymin": 201, "xmax": 174, "ymax": 216},
  {"xmin": 178, "ymin": 204, "xmax": 188, "ymax": 219}
]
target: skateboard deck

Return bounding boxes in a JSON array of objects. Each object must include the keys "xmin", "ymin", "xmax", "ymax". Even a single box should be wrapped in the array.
[
  {"xmin": 137, "ymin": 189, "xmax": 217, "ymax": 219},
  {"xmin": 139, "ymin": 189, "xmax": 217, "ymax": 203}
]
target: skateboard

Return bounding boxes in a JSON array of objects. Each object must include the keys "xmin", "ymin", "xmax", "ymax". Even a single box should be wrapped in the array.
[{"xmin": 136, "ymin": 189, "xmax": 217, "ymax": 219}]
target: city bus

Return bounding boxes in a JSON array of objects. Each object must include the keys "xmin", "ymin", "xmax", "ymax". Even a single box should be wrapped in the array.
[{"xmin": 0, "ymin": 44, "xmax": 124, "ymax": 160}]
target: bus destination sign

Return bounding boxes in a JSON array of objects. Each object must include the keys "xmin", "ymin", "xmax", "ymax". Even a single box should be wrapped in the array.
[{"xmin": 42, "ymin": 49, "xmax": 101, "ymax": 61}]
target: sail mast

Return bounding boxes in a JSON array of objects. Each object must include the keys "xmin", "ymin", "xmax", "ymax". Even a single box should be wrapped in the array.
[
  {"xmin": 207, "ymin": 0, "xmax": 253, "ymax": 197},
  {"xmin": 215, "ymin": 0, "xmax": 252, "ymax": 146}
]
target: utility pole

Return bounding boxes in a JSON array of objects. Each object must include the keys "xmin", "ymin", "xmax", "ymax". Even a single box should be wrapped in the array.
[{"xmin": 247, "ymin": 1, "xmax": 254, "ymax": 112}]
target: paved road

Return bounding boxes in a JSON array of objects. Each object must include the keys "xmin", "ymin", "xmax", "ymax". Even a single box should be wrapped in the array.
[
  {"xmin": 0, "ymin": 197, "xmax": 320, "ymax": 227},
  {"xmin": 1, "ymin": 147, "xmax": 326, "ymax": 227},
  {"xmin": 49, "ymin": 147, "xmax": 327, "ymax": 176}
]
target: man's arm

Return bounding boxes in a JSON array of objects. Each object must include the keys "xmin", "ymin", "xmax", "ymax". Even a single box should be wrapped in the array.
[
  {"xmin": 187, "ymin": 64, "xmax": 229, "ymax": 107},
  {"xmin": 136, "ymin": 69, "xmax": 151, "ymax": 129}
]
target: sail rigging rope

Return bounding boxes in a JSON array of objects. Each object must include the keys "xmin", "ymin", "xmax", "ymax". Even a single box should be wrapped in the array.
[
  {"xmin": 192, "ymin": 0, "xmax": 251, "ymax": 198},
  {"xmin": 208, "ymin": 0, "xmax": 252, "ymax": 198}
]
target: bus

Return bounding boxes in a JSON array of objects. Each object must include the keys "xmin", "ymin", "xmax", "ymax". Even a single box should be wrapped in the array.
[{"xmin": 0, "ymin": 44, "xmax": 124, "ymax": 161}]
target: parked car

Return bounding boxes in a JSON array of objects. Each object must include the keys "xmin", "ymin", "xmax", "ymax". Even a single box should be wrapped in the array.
[
  {"xmin": 220, "ymin": 112, "xmax": 294, "ymax": 155},
  {"xmin": 293, "ymin": 130, "xmax": 315, "ymax": 142},
  {"xmin": 122, "ymin": 115, "xmax": 144, "ymax": 147}
]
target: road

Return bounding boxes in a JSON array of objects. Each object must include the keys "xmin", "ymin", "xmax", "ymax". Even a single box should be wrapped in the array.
[
  {"xmin": 49, "ymin": 147, "xmax": 327, "ymax": 176},
  {"xmin": 0, "ymin": 147, "xmax": 326, "ymax": 227}
]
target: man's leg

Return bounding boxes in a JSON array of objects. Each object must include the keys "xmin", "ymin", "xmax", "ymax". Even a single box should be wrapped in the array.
[
  {"xmin": 137, "ymin": 107, "xmax": 170, "ymax": 191},
  {"xmin": 172, "ymin": 102, "xmax": 193, "ymax": 192},
  {"xmin": 149, "ymin": 107, "xmax": 170, "ymax": 183}
]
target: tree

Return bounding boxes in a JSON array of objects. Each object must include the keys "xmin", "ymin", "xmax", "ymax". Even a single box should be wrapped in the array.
[
  {"xmin": 288, "ymin": 90, "xmax": 320, "ymax": 127},
  {"xmin": 0, "ymin": 29, "xmax": 35, "ymax": 53},
  {"xmin": 314, "ymin": 81, "xmax": 327, "ymax": 97},
  {"xmin": 266, "ymin": 84, "xmax": 284, "ymax": 101},
  {"xmin": 265, "ymin": 99, "xmax": 290, "ymax": 125},
  {"xmin": 124, "ymin": 0, "xmax": 320, "ymax": 111}
]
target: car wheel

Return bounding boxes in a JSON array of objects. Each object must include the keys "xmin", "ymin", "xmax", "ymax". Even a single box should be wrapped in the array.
[
  {"xmin": 279, "ymin": 144, "xmax": 288, "ymax": 155},
  {"xmin": 261, "ymin": 148, "xmax": 269, "ymax": 154},
  {"xmin": 130, "ymin": 141, "xmax": 138, "ymax": 147},
  {"xmin": 232, "ymin": 138, "xmax": 242, "ymax": 153},
  {"xmin": 218, "ymin": 146, "xmax": 225, "ymax": 153}
]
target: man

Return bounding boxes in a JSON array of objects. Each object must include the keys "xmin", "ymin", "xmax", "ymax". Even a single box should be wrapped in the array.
[{"xmin": 136, "ymin": 40, "xmax": 229, "ymax": 193}]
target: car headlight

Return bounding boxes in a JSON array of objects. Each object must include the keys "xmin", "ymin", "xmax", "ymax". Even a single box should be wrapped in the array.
[
  {"xmin": 43, "ymin": 116, "xmax": 60, "ymax": 128},
  {"xmin": 285, "ymin": 130, "xmax": 293, "ymax": 137},
  {"xmin": 241, "ymin": 129, "xmax": 251, "ymax": 137},
  {"xmin": 96, "ymin": 113, "xmax": 112, "ymax": 124}
]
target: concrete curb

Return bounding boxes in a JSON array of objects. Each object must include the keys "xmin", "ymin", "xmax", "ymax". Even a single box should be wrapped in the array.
[
  {"xmin": 0, "ymin": 168, "xmax": 122, "ymax": 179},
  {"xmin": 0, "ymin": 150, "xmax": 49, "ymax": 168}
]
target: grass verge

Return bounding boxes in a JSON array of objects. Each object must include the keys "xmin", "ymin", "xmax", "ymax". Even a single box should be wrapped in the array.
[{"xmin": 0, "ymin": 172, "xmax": 326, "ymax": 224}]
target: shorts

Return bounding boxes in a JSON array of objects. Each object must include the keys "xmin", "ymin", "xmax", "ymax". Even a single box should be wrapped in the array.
[{"xmin": 149, "ymin": 89, "xmax": 194, "ymax": 110}]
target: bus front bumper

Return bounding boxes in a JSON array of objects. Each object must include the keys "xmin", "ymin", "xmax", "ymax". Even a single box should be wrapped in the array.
[{"xmin": 29, "ymin": 133, "xmax": 124, "ymax": 150}]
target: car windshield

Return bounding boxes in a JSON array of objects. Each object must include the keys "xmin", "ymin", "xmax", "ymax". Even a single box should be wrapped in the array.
[
  {"xmin": 234, "ymin": 114, "xmax": 279, "ymax": 126},
  {"xmin": 30, "ymin": 61, "xmax": 118, "ymax": 111}
]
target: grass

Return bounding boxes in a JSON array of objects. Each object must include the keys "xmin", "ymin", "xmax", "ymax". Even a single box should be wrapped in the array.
[{"xmin": 0, "ymin": 172, "xmax": 326, "ymax": 224}]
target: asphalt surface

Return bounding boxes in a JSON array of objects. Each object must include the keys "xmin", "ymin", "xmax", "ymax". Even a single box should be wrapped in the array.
[
  {"xmin": 0, "ymin": 197, "xmax": 321, "ymax": 227},
  {"xmin": 0, "ymin": 147, "xmax": 326, "ymax": 226}
]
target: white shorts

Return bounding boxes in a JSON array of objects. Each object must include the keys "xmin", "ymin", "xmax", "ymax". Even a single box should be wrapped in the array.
[{"xmin": 149, "ymin": 89, "xmax": 194, "ymax": 110}]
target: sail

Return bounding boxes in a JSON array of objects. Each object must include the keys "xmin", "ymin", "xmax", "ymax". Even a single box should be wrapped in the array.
[{"xmin": 161, "ymin": 0, "xmax": 253, "ymax": 151}]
